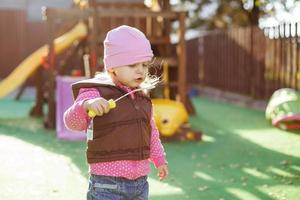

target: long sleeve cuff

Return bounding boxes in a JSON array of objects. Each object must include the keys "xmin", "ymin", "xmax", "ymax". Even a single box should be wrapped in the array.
[
  {"xmin": 152, "ymin": 156, "xmax": 167, "ymax": 168},
  {"xmin": 77, "ymin": 99, "xmax": 89, "ymax": 115}
]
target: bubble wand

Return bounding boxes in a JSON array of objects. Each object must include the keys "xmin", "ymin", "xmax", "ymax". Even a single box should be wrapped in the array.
[{"xmin": 88, "ymin": 79, "xmax": 160, "ymax": 118}]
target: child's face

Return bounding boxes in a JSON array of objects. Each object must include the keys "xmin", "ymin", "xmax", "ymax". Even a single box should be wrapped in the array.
[{"xmin": 110, "ymin": 61, "xmax": 149, "ymax": 88}]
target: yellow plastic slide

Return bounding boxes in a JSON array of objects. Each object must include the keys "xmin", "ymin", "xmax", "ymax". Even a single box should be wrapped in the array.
[{"xmin": 0, "ymin": 22, "xmax": 87, "ymax": 98}]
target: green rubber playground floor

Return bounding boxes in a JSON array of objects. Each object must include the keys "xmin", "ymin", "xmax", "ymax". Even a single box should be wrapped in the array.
[{"xmin": 0, "ymin": 97, "xmax": 299, "ymax": 200}]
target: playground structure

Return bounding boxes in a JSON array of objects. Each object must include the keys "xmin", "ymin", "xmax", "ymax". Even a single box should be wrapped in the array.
[
  {"xmin": 0, "ymin": 0, "xmax": 200, "ymax": 141},
  {"xmin": 42, "ymin": 1, "xmax": 189, "ymax": 126}
]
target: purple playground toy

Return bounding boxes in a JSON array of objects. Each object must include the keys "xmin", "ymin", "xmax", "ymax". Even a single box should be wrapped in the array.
[{"xmin": 56, "ymin": 76, "xmax": 86, "ymax": 140}]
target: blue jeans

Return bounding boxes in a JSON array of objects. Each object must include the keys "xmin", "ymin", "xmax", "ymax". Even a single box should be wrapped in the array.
[{"xmin": 87, "ymin": 174, "xmax": 149, "ymax": 200}]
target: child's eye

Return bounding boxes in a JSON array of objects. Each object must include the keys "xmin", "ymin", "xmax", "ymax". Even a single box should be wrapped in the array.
[{"xmin": 128, "ymin": 63, "xmax": 148, "ymax": 68}]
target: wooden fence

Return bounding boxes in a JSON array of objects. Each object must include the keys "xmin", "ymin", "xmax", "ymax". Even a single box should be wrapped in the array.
[
  {"xmin": 191, "ymin": 23, "xmax": 300, "ymax": 99},
  {"xmin": 192, "ymin": 26, "xmax": 266, "ymax": 98},
  {"xmin": 0, "ymin": 9, "xmax": 47, "ymax": 79},
  {"xmin": 264, "ymin": 23, "xmax": 300, "ymax": 96}
]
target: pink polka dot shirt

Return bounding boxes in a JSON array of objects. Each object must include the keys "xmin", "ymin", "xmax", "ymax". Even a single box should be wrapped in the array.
[{"xmin": 64, "ymin": 86, "xmax": 167, "ymax": 180}]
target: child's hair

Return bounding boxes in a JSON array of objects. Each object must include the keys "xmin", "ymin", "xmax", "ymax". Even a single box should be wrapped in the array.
[{"xmin": 140, "ymin": 57, "xmax": 163, "ymax": 88}]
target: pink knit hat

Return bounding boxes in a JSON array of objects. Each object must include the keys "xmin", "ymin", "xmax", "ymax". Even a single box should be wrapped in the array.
[{"xmin": 103, "ymin": 25, "xmax": 153, "ymax": 70}]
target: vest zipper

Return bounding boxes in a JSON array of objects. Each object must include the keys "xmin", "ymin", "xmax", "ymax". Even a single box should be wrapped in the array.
[{"xmin": 130, "ymin": 96, "xmax": 143, "ymax": 160}]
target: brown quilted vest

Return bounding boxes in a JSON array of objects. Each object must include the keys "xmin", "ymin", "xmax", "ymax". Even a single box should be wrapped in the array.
[{"xmin": 72, "ymin": 78, "xmax": 152, "ymax": 163}]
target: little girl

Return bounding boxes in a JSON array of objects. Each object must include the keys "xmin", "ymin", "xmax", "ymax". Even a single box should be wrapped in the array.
[{"xmin": 64, "ymin": 25, "xmax": 168, "ymax": 200}]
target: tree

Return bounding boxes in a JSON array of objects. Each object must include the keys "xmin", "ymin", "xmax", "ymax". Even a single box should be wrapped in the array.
[{"xmin": 174, "ymin": 0, "xmax": 300, "ymax": 29}]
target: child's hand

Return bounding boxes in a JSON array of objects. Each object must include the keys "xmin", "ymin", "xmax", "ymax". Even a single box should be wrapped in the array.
[
  {"xmin": 83, "ymin": 97, "xmax": 110, "ymax": 116},
  {"xmin": 157, "ymin": 164, "xmax": 168, "ymax": 181}
]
